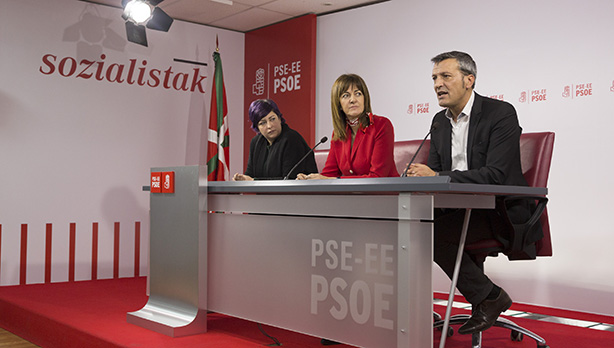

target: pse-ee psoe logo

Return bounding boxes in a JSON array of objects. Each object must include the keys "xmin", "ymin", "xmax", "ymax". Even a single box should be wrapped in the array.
[
  {"xmin": 150, "ymin": 171, "xmax": 175, "ymax": 194},
  {"xmin": 562, "ymin": 83, "xmax": 593, "ymax": 98},
  {"xmin": 406, "ymin": 103, "xmax": 430, "ymax": 115},
  {"xmin": 251, "ymin": 61, "xmax": 303, "ymax": 97}
]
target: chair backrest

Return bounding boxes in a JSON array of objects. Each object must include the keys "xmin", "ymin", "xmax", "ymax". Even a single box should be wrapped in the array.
[
  {"xmin": 393, "ymin": 139, "xmax": 431, "ymax": 175},
  {"xmin": 314, "ymin": 149, "xmax": 328, "ymax": 172},
  {"xmin": 520, "ymin": 132, "xmax": 555, "ymax": 188},
  {"xmin": 519, "ymin": 132, "xmax": 555, "ymax": 257},
  {"xmin": 314, "ymin": 139, "xmax": 431, "ymax": 174}
]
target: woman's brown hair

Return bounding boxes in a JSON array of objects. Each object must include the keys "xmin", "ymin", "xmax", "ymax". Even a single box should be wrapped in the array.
[{"xmin": 330, "ymin": 74, "xmax": 372, "ymax": 141}]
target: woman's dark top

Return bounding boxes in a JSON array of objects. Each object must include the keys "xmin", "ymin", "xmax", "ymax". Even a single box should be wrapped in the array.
[{"xmin": 245, "ymin": 123, "xmax": 318, "ymax": 180}]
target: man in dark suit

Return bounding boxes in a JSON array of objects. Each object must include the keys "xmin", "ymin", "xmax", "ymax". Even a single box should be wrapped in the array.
[{"xmin": 406, "ymin": 51, "xmax": 539, "ymax": 335}]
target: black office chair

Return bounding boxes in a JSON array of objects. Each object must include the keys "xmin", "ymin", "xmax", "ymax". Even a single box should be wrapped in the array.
[{"xmin": 434, "ymin": 132, "xmax": 555, "ymax": 348}]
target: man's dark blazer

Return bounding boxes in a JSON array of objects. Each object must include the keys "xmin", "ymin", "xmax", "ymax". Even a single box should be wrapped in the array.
[
  {"xmin": 428, "ymin": 92, "xmax": 542, "ymax": 242},
  {"xmin": 428, "ymin": 93, "xmax": 526, "ymax": 186}
]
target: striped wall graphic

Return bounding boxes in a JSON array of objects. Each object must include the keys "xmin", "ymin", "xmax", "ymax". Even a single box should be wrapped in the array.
[
  {"xmin": 0, "ymin": 225, "xmax": 2, "ymax": 282},
  {"xmin": 92, "ymin": 222, "xmax": 99, "ymax": 280},
  {"xmin": 45, "ymin": 223, "xmax": 52, "ymax": 283},
  {"xmin": 20, "ymin": 224, "xmax": 27, "ymax": 285},
  {"xmin": 134, "ymin": 221, "xmax": 141, "ymax": 278},
  {"xmin": 0, "ymin": 222, "xmax": 145, "ymax": 286}
]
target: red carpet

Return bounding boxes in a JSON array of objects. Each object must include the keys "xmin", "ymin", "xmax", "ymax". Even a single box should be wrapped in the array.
[{"xmin": 0, "ymin": 277, "xmax": 612, "ymax": 347}]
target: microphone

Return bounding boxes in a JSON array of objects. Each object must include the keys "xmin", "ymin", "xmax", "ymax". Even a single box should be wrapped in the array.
[
  {"xmin": 283, "ymin": 136, "xmax": 328, "ymax": 180},
  {"xmin": 401, "ymin": 122, "xmax": 439, "ymax": 177}
]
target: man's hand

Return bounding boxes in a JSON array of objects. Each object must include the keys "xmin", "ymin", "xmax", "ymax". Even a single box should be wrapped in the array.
[{"xmin": 405, "ymin": 163, "xmax": 437, "ymax": 177}]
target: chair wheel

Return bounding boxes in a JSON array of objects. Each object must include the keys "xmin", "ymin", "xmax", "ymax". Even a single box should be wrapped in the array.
[
  {"xmin": 510, "ymin": 330, "xmax": 523, "ymax": 342},
  {"xmin": 435, "ymin": 326, "xmax": 454, "ymax": 337}
]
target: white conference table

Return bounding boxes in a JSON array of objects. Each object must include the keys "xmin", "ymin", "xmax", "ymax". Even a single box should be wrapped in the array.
[{"xmin": 129, "ymin": 167, "xmax": 547, "ymax": 348}]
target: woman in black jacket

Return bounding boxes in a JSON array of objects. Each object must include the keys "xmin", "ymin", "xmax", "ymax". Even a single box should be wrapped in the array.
[{"xmin": 233, "ymin": 99, "xmax": 318, "ymax": 180}]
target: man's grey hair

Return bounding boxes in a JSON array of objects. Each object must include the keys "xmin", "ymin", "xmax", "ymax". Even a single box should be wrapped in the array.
[{"xmin": 431, "ymin": 51, "xmax": 477, "ymax": 88}]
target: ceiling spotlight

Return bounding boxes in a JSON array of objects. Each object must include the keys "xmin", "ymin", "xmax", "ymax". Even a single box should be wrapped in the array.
[
  {"xmin": 124, "ymin": 0, "xmax": 152, "ymax": 24},
  {"xmin": 121, "ymin": 0, "xmax": 173, "ymax": 47}
]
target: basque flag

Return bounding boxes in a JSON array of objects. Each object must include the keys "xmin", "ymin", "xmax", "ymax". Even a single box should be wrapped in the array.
[{"xmin": 206, "ymin": 42, "xmax": 230, "ymax": 181}]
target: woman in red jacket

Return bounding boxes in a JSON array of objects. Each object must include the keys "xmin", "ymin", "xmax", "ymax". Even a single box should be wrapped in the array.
[{"xmin": 297, "ymin": 74, "xmax": 398, "ymax": 179}]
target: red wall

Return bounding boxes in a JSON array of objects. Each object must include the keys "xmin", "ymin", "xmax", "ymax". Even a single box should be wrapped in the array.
[{"xmin": 243, "ymin": 15, "xmax": 317, "ymax": 167}]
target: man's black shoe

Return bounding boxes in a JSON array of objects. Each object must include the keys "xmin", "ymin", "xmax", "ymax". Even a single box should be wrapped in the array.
[
  {"xmin": 320, "ymin": 338, "xmax": 340, "ymax": 345},
  {"xmin": 458, "ymin": 288, "xmax": 512, "ymax": 335}
]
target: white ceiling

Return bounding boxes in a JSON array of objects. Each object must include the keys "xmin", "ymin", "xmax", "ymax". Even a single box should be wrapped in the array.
[{"xmin": 84, "ymin": 0, "xmax": 387, "ymax": 32}]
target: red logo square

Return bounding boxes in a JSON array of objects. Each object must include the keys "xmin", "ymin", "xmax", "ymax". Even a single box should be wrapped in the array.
[
  {"xmin": 150, "ymin": 172, "xmax": 162, "ymax": 193},
  {"xmin": 161, "ymin": 171, "xmax": 175, "ymax": 193}
]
